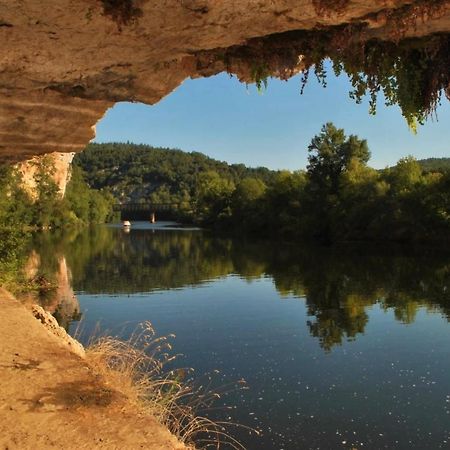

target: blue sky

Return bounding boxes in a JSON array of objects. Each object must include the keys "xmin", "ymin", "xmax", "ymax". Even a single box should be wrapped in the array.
[{"xmin": 94, "ymin": 70, "xmax": 450, "ymax": 171}]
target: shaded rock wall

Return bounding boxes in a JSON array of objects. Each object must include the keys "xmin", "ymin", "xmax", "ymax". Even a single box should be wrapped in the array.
[{"xmin": 0, "ymin": 0, "xmax": 449, "ymax": 162}]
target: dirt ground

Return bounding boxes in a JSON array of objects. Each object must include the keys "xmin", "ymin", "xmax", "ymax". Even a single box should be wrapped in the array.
[{"xmin": 0, "ymin": 288, "xmax": 186, "ymax": 450}]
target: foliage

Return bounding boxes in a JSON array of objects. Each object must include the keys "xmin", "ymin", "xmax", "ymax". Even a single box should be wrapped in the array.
[
  {"xmin": 0, "ymin": 229, "xmax": 29, "ymax": 289},
  {"xmin": 250, "ymin": 63, "xmax": 270, "ymax": 93},
  {"xmin": 65, "ymin": 166, "xmax": 117, "ymax": 224},
  {"xmin": 0, "ymin": 168, "xmax": 32, "ymax": 227},
  {"xmin": 333, "ymin": 36, "xmax": 450, "ymax": 131},
  {"xmin": 0, "ymin": 166, "xmax": 31, "ymax": 287},
  {"xmin": 232, "ymin": 177, "xmax": 267, "ymax": 209},
  {"xmin": 303, "ymin": 123, "xmax": 371, "ymax": 241},
  {"xmin": 218, "ymin": 23, "xmax": 450, "ymax": 129},
  {"xmin": 74, "ymin": 142, "xmax": 277, "ymax": 221},
  {"xmin": 417, "ymin": 157, "xmax": 450, "ymax": 173},
  {"xmin": 72, "ymin": 131, "xmax": 450, "ymax": 244},
  {"xmin": 296, "ymin": 31, "xmax": 450, "ymax": 131},
  {"xmin": 0, "ymin": 159, "xmax": 115, "ymax": 287},
  {"xmin": 306, "ymin": 122, "xmax": 370, "ymax": 192},
  {"xmin": 195, "ymin": 170, "xmax": 235, "ymax": 224},
  {"xmin": 196, "ymin": 123, "xmax": 450, "ymax": 243},
  {"xmin": 32, "ymin": 156, "xmax": 63, "ymax": 228}
]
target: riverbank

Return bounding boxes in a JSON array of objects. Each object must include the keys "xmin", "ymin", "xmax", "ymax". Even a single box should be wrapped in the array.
[{"xmin": 0, "ymin": 288, "xmax": 187, "ymax": 450}]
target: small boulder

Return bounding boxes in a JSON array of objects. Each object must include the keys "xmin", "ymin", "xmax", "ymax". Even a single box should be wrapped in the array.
[{"xmin": 31, "ymin": 304, "xmax": 85, "ymax": 358}]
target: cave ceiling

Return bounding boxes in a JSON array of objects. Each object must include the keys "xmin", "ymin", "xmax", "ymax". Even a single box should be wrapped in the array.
[{"xmin": 0, "ymin": 0, "xmax": 449, "ymax": 162}]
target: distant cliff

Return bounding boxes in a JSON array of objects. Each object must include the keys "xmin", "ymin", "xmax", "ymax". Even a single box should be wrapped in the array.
[{"xmin": 16, "ymin": 152, "xmax": 74, "ymax": 198}]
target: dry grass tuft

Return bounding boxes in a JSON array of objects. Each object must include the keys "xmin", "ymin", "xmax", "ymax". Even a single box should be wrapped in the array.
[{"xmin": 86, "ymin": 321, "xmax": 255, "ymax": 449}]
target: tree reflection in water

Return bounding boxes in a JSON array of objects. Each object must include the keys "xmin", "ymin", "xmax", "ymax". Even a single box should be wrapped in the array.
[{"xmin": 31, "ymin": 225, "xmax": 450, "ymax": 351}]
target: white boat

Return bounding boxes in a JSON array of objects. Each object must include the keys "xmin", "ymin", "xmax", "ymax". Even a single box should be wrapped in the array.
[{"xmin": 122, "ymin": 220, "xmax": 131, "ymax": 227}]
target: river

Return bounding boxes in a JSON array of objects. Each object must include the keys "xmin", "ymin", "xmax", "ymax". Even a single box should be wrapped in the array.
[{"xmin": 30, "ymin": 222, "xmax": 450, "ymax": 450}]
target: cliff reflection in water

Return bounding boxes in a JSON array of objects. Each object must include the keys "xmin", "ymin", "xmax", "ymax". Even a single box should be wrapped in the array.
[
  {"xmin": 31, "ymin": 225, "xmax": 450, "ymax": 351},
  {"xmin": 22, "ymin": 249, "xmax": 82, "ymax": 330}
]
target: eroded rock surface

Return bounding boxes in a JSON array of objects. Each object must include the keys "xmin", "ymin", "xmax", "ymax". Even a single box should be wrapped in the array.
[
  {"xmin": 1, "ymin": 0, "xmax": 449, "ymax": 161},
  {"xmin": 31, "ymin": 304, "xmax": 85, "ymax": 358}
]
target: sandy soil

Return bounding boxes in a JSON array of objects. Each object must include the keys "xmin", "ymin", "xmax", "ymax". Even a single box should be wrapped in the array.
[{"xmin": 0, "ymin": 288, "xmax": 186, "ymax": 450}]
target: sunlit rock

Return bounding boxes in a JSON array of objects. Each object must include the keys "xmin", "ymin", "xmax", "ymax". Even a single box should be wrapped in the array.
[{"xmin": 0, "ymin": 0, "xmax": 449, "ymax": 161}]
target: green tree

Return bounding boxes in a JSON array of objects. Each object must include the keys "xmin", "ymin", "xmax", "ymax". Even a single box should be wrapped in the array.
[
  {"xmin": 307, "ymin": 123, "xmax": 370, "ymax": 193},
  {"xmin": 32, "ymin": 156, "xmax": 62, "ymax": 228},
  {"xmin": 0, "ymin": 165, "xmax": 32, "ymax": 287},
  {"xmin": 306, "ymin": 123, "xmax": 371, "ymax": 241},
  {"xmin": 65, "ymin": 166, "xmax": 91, "ymax": 223},
  {"xmin": 65, "ymin": 165, "xmax": 116, "ymax": 224},
  {"xmin": 195, "ymin": 171, "xmax": 235, "ymax": 224},
  {"xmin": 233, "ymin": 178, "xmax": 266, "ymax": 206},
  {"xmin": 0, "ymin": 165, "xmax": 33, "ymax": 227},
  {"xmin": 263, "ymin": 171, "xmax": 307, "ymax": 236},
  {"xmin": 231, "ymin": 177, "xmax": 267, "ymax": 231},
  {"xmin": 387, "ymin": 156, "xmax": 422, "ymax": 194}
]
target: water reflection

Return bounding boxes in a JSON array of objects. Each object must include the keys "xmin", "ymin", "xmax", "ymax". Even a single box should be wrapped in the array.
[
  {"xmin": 30, "ymin": 224, "xmax": 450, "ymax": 351},
  {"xmin": 21, "ymin": 249, "xmax": 82, "ymax": 330}
]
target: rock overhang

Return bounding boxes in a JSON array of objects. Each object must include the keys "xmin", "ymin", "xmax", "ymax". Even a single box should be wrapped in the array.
[{"xmin": 0, "ymin": 0, "xmax": 449, "ymax": 162}]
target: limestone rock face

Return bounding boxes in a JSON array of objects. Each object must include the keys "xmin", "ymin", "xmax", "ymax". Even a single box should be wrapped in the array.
[
  {"xmin": 31, "ymin": 304, "xmax": 85, "ymax": 358},
  {"xmin": 1, "ymin": 0, "xmax": 449, "ymax": 161},
  {"xmin": 16, "ymin": 152, "xmax": 74, "ymax": 197}
]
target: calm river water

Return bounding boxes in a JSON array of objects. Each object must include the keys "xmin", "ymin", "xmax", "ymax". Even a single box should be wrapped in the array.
[{"xmin": 31, "ymin": 223, "xmax": 450, "ymax": 450}]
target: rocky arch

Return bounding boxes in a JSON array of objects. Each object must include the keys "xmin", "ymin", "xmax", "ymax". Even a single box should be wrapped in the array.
[{"xmin": 0, "ymin": 0, "xmax": 449, "ymax": 162}]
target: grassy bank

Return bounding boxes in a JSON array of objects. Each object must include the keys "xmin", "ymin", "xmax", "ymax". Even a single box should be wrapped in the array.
[{"xmin": 86, "ymin": 322, "xmax": 252, "ymax": 449}]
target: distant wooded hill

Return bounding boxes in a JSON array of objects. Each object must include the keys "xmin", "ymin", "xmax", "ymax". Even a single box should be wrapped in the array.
[
  {"xmin": 74, "ymin": 143, "xmax": 277, "ymax": 204},
  {"xmin": 74, "ymin": 139, "xmax": 450, "ymax": 243},
  {"xmin": 74, "ymin": 143, "xmax": 450, "ymax": 205},
  {"xmin": 417, "ymin": 158, "xmax": 450, "ymax": 173}
]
